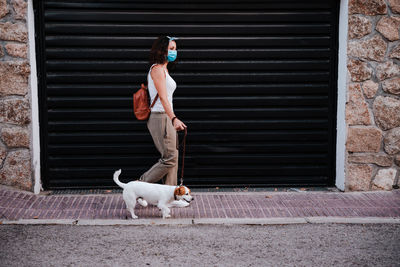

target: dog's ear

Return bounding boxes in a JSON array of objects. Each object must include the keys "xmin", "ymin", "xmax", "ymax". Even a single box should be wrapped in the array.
[
  {"xmin": 174, "ymin": 186, "xmax": 185, "ymax": 196},
  {"xmin": 174, "ymin": 187, "xmax": 182, "ymax": 196},
  {"xmin": 180, "ymin": 186, "xmax": 186, "ymax": 195}
]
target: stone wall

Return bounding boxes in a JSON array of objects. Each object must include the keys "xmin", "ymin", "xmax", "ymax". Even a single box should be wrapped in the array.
[
  {"xmin": 0, "ymin": 0, "xmax": 399, "ymax": 192},
  {"xmin": 346, "ymin": 0, "xmax": 400, "ymax": 190},
  {"xmin": 0, "ymin": 0, "xmax": 32, "ymax": 191}
]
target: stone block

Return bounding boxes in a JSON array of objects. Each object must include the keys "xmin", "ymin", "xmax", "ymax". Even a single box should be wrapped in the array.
[
  {"xmin": 376, "ymin": 61, "xmax": 400, "ymax": 81},
  {"xmin": 346, "ymin": 163, "xmax": 373, "ymax": 191},
  {"xmin": 347, "ymin": 59, "xmax": 372, "ymax": 82},
  {"xmin": 389, "ymin": 44, "xmax": 400, "ymax": 60},
  {"xmin": 383, "ymin": 127, "xmax": 400, "ymax": 155},
  {"xmin": 346, "ymin": 83, "xmax": 372, "ymax": 125},
  {"xmin": 0, "ymin": 145, "xmax": 6, "ymax": 166},
  {"xmin": 373, "ymin": 96, "xmax": 400, "ymax": 130},
  {"xmin": 0, "ymin": 98, "xmax": 31, "ymax": 125},
  {"xmin": 347, "ymin": 34, "xmax": 387, "ymax": 62},
  {"xmin": 348, "ymin": 15, "xmax": 372, "ymax": 39},
  {"xmin": 395, "ymin": 154, "xmax": 400, "ymax": 166},
  {"xmin": 0, "ymin": 61, "xmax": 30, "ymax": 96},
  {"xmin": 382, "ymin": 77, "xmax": 400, "ymax": 95},
  {"xmin": 376, "ymin": 16, "xmax": 400, "ymax": 41},
  {"xmin": 12, "ymin": 0, "xmax": 27, "ymax": 20},
  {"xmin": 0, "ymin": 0, "xmax": 8, "ymax": 19},
  {"xmin": 371, "ymin": 168, "xmax": 397, "ymax": 190},
  {"xmin": 348, "ymin": 153, "xmax": 393, "ymax": 166},
  {"xmin": 389, "ymin": 0, "xmax": 400, "ymax": 14},
  {"xmin": 5, "ymin": 43, "xmax": 27, "ymax": 58},
  {"xmin": 0, "ymin": 149, "xmax": 32, "ymax": 191},
  {"xmin": 361, "ymin": 80, "xmax": 379, "ymax": 98},
  {"xmin": 346, "ymin": 126, "xmax": 382, "ymax": 152},
  {"xmin": 1, "ymin": 126, "xmax": 30, "ymax": 148},
  {"xmin": 0, "ymin": 22, "xmax": 27, "ymax": 42},
  {"xmin": 349, "ymin": 0, "xmax": 387, "ymax": 15}
]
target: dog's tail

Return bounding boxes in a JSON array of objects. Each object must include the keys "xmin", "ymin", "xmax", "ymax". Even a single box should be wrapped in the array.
[{"xmin": 113, "ymin": 169, "xmax": 126, "ymax": 189}]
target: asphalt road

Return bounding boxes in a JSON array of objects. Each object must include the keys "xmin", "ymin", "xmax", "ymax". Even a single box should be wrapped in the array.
[{"xmin": 0, "ymin": 224, "xmax": 399, "ymax": 267}]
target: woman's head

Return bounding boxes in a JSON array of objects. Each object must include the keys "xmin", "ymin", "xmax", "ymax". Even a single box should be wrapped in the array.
[{"xmin": 149, "ymin": 36, "xmax": 178, "ymax": 69}]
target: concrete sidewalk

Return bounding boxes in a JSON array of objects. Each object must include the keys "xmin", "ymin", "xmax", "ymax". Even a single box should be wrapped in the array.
[{"xmin": 1, "ymin": 185, "xmax": 400, "ymax": 225}]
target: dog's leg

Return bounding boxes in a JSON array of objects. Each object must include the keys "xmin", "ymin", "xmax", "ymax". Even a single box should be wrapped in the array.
[
  {"xmin": 127, "ymin": 203, "xmax": 138, "ymax": 219},
  {"xmin": 157, "ymin": 203, "xmax": 171, "ymax": 219},
  {"xmin": 124, "ymin": 194, "xmax": 138, "ymax": 219}
]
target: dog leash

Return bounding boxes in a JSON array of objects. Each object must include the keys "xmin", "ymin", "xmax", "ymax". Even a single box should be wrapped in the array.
[{"xmin": 177, "ymin": 127, "xmax": 187, "ymax": 186}]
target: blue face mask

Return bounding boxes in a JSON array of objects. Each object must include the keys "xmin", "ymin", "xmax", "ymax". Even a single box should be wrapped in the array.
[{"xmin": 167, "ymin": 49, "xmax": 177, "ymax": 62}]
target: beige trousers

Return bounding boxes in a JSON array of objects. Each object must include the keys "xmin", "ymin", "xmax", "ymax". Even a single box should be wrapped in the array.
[{"xmin": 139, "ymin": 112, "xmax": 178, "ymax": 185}]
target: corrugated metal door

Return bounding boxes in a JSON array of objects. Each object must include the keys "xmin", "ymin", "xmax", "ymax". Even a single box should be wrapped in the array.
[{"xmin": 34, "ymin": 0, "xmax": 339, "ymax": 189}]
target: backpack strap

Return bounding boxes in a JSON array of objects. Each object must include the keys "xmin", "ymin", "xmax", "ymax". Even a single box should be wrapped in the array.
[{"xmin": 150, "ymin": 93, "xmax": 159, "ymax": 108}]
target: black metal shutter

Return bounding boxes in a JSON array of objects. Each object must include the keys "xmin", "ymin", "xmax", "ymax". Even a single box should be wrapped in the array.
[{"xmin": 34, "ymin": 0, "xmax": 339, "ymax": 189}]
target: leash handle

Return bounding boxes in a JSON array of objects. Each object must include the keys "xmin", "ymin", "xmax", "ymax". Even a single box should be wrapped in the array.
[{"xmin": 177, "ymin": 127, "xmax": 187, "ymax": 186}]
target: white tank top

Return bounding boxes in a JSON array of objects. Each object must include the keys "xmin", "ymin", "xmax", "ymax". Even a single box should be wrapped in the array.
[{"xmin": 147, "ymin": 63, "xmax": 177, "ymax": 112}]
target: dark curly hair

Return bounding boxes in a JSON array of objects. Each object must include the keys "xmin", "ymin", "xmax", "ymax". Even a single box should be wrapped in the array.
[{"xmin": 148, "ymin": 35, "xmax": 178, "ymax": 71}]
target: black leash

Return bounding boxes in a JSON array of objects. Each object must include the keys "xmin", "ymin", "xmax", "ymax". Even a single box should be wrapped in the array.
[{"xmin": 177, "ymin": 127, "xmax": 187, "ymax": 186}]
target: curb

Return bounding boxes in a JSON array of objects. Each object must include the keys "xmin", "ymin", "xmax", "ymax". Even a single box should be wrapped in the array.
[
  {"xmin": 1, "ymin": 217, "xmax": 400, "ymax": 226},
  {"xmin": 304, "ymin": 217, "xmax": 400, "ymax": 224}
]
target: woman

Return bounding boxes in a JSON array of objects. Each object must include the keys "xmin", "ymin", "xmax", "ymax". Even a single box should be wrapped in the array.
[{"xmin": 139, "ymin": 36, "xmax": 187, "ymax": 186}]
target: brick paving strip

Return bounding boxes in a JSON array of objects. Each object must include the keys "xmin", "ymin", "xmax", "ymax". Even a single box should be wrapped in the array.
[{"xmin": 0, "ymin": 186, "xmax": 399, "ymax": 223}]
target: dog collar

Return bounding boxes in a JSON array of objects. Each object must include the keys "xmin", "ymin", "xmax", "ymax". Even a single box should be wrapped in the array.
[{"xmin": 174, "ymin": 186, "xmax": 179, "ymax": 200}]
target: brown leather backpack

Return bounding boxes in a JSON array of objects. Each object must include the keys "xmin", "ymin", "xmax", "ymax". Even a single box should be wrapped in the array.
[{"xmin": 133, "ymin": 83, "xmax": 159, "ymax": 120}]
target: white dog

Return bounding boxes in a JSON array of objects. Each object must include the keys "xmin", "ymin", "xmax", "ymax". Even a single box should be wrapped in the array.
[{"xmin": 113, "ymin": 169, "xmax": 194, "ymax": 219}]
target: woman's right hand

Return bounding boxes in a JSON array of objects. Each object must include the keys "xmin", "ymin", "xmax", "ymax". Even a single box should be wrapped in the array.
[{"xmin": 173, "ymin": 118, "xmax": 187, "ymax": 131}]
